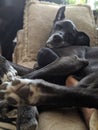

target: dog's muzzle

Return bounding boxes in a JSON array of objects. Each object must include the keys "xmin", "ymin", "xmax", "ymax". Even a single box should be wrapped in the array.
[{"xmin": 46, "ymin": 32, "xmax": 64, "ymax": 48}]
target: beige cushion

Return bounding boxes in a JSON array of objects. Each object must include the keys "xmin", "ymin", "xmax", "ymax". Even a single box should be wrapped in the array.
[
  {"xmin": 13, "ymin": 0, "xmax": 96, "ymax": 66},
  {"xmin": 37, "ymin": 109, "xmax": 87, "ymax": 130},
  {"xmin": 13, "ymin": 30, "xmax": 36, "ymax": 68}
]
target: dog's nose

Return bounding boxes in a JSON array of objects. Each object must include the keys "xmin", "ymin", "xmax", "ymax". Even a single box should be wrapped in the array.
[{"xmin": 53, "ymin": 34, "xmax": 62, "ymax": 42}]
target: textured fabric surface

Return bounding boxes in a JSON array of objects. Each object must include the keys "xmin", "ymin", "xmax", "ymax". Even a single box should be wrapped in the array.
[
  {"xmin": 37, "ymin": 109, "xmax": 87, "ymax": 130},
  {"xmin": 0, "ymin": 109, "xmax": 17, "ymax": 130},
  {"xmin": 13, "ymin": 30, "xmax": 37, "ymax": 68}
]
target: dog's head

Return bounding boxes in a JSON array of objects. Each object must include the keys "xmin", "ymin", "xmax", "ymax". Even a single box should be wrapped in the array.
[{"xmin": 46, "ymin": 6, "xmax": 90, "ymax": 48}]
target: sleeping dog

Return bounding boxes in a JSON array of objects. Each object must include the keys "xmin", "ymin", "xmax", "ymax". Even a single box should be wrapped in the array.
[
  {"xmin": 1, "ymin": 5, "xmax": 98, "ymax": 108},
  {"xmin": 0, "ymin": 6, "xmax": 98, "ymax": 129}
]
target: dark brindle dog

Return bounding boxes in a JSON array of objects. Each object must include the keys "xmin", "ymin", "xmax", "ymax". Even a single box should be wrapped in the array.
[
  {"xmin": 0, "ymin": 6, "xmax": 98, "ymax": 129},
  {"xmin": 0, "ymin": 0, "xmax": 25, "ymax": 61}
]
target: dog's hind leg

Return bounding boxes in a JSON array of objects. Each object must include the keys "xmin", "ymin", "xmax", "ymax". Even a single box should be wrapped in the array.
[
  {"xmin": 23, "ymin": 55, "xmax": 88, "ymax": 82},
  {"xmin": 66, "ymin": 76, "xmax": 95, "ymax": 128},
  {"xmin": 67, "ymin": 72, "xmax": 98, "ymax": 129}
]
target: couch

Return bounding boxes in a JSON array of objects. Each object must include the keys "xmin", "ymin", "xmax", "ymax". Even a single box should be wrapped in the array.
[{"xmin": 0, "ymin": 0, "xmax": 98, "ymax": 130}]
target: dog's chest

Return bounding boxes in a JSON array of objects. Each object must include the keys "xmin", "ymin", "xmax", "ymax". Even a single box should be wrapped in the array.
[{"xmin": 51, "ymin": 46, "xmax": 86, "ymax": 58}]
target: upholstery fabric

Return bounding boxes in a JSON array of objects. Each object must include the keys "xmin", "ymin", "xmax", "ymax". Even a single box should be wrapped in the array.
[{"xmin": 37, "ymin": 109, "xmax": 87, "ymax": 130}]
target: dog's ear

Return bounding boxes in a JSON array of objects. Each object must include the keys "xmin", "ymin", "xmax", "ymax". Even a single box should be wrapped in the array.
[
  {"xmin": 54, "ymin": 6, "xmax": 65, "ymax": 23},
  {"xmin": 76, "ymin": 32, "xmax": 90, "ymax": 46}
]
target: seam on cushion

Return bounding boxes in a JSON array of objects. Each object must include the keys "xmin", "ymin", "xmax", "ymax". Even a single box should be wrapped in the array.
[
  {"xmin": 23, "ymin": 0, "xmax": 29, "ymax": 62},
  {"xmin": 24, "ymin": 0, "xmax": 39, "ymax": 62}
]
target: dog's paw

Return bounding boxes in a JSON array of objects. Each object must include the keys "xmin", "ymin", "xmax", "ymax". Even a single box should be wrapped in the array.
[
  {"xmin": 4, "ymin": 78, "xmax": 43, "ymax": 106},
  {"xmin": 0, "ymin": 56, "xmax": 17, "ymax": 83}
]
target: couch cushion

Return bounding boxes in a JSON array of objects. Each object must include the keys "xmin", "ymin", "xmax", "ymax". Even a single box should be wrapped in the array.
[
  {"xmin": 13, "ymin": 30, "xmax": 37, "ymax": 68},
  {"xmin": 37, "ymin": 109, "xmax": 87, "ymax": 130},
  {"xmin": 13, "ymin": 0, "xmax": 96, "ymax": 66}
]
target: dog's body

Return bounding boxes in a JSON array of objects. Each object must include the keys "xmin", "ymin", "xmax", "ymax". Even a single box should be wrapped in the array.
[
  {"xmin": 0, "ymin": 6, "xmax": 98, "ymax": 130},
  {"xmin": 1, "ymin": 6, "xmax": 98, "ymax": 108},
  {"xmin": 0, "ymin": 0, "xmax": 25, "ymax": 61}
]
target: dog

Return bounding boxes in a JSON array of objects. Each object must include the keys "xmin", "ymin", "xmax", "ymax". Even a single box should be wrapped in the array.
[
  {"xmin": 0, "ymin": 0, "xmax": 25, "ymax": 61},
  {"xmin": 0, "ymin": 6, "xmax": 98, "ymax": 129},
  {"xmin": 0, "ymin": 5, "xmax": 98, "ymax": 107}
]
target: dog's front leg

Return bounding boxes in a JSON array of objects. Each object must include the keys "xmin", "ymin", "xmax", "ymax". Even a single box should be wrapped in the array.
[
  {"xmin": 23, "ymin": 55, "xmax": 88, "ymax": 81},
  {"xmin": 4, "ymin": 78, "xmax": 98, "ymax": 109},
  {"xmin": 9, "ymin": 61, "xmax": 35, "ymax": 76}
]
